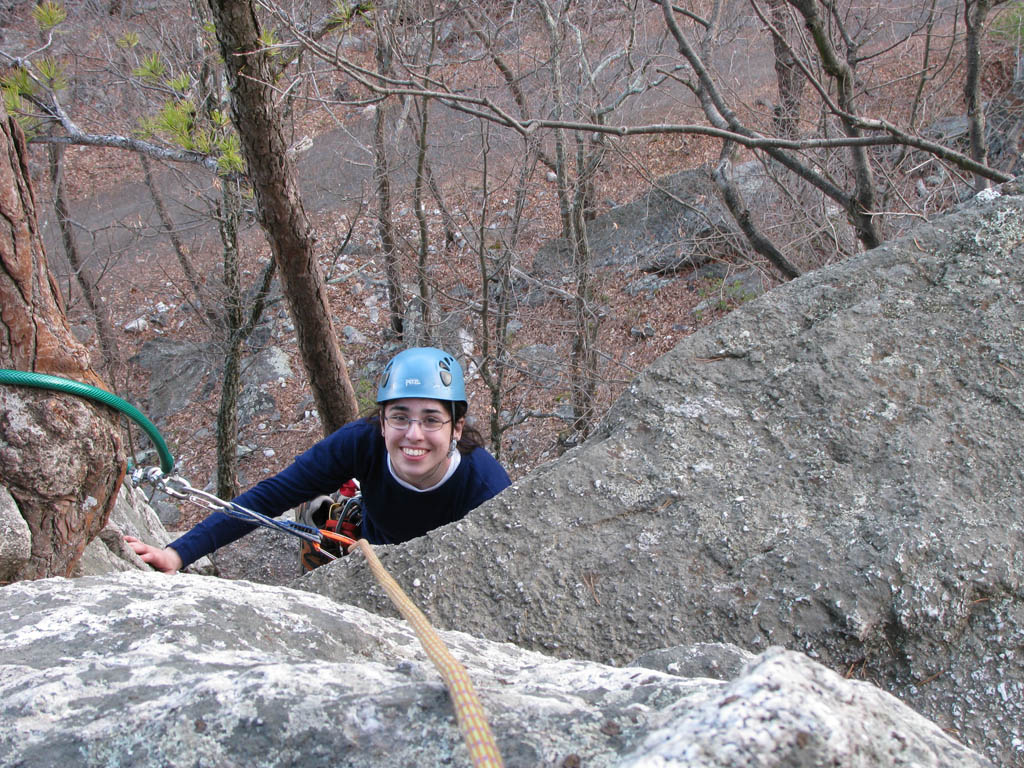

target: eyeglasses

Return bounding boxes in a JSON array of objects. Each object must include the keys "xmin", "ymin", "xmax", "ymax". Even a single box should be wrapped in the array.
[{"xmin": 383, "ymin": 413, "xmax": 451, "ymax": 431}]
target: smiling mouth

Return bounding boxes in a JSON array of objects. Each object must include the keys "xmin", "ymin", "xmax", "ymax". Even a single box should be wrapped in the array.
[{"xmin": 402, "ymin": 447, "xmax": 428, "ymax": 457}]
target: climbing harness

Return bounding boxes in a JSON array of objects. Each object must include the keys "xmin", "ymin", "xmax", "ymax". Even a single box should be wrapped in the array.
[
  {"xmin": 3, "ymin": 369, "xmax": 504, "ymax": 767},
  {"xmin": 131, "ymin": 468, "xmax": 504, "ymax": 767},
  {"xmin": 298, "ymin": 481, "xmax": 363, "ymax": 571}
]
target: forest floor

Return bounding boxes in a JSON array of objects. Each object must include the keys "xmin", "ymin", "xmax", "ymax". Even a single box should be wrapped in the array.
[
  {"xmin": 9, "ymin": 1, "xmax": 1016, "ymax": 529},
  {"xmin": 63, "ymin": 130, "xmax": 737, "ymax": 523},
  {"xmin": 16, "ymin": 29, "xmax": 747, "ymax": 527},
  {"xmin": 47, "ymin": 127, "xmax": 743, "ymax": 529}
]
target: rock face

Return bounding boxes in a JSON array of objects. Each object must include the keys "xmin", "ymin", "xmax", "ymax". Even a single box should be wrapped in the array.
[
  {"xmin": 130, "ymin": 338, "xmax": 289, "ymax": 432},
  {"xmin": 0, "ymin": 573, "xmax": 994, "ymax": 767},
  {"xmin": 531, "ymin": 167, "xmax": 748, "ymax": 277},
  {"xmin": 5, "ymin": 180, "xmax": 1022, "ymax": 765},
  {"xmin": 72, "ymin": 482, "xmax": 180, "ymax": 576},
  {"xmin": 299, "ymin": 186, "xmax": 1024, "ymax": 765},
  {"xmin": 69, "ymin": 483, "xmax": 215, "ymax": 578},
  {"xmin": 0, "ymin": 485, "xmax": 31, "ymax": 581}
]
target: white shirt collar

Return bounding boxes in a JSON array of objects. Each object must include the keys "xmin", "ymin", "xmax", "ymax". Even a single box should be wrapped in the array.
[{"xmin": 387, "ymin": 449, "xmax": 461, "ymax": 492}]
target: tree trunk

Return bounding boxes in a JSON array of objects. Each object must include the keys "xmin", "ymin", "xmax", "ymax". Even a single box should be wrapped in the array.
[
  {"xmin": 48, "ymin": 144, "xmax": 121, "ymax": 379},
  {"xmin": 538, "ymin": 0, "xmax": 601, "ymax": 440},
  {"xmin": 568, "ymin": 132, "xmax": 599, "ymax": 439},
  {"xmin": 768, "ymin": 0, "xmax": 804, "ymax": 140},
  {"xmin": 414, "ymin": 96, "xmax": 433, "ymax": 340},
  {"xmin": 374, "ymin": 30, "xmax": 405, "ymax": 340},
  {"xmin": 0, "ymin": 108, "xmax": 124, "ymax": 581},
  {"xmin": 215, "ymin": 178, "xmax": 244, "ymax": 501},
  {"xmin": 206, "ymin": 0, "xmax": 358, "ymax": 435},
  {"xmin": 964, "ymin": 0, "xmax": 1003, "ymax": 192},
  {"xmin": 787, "ymin": 0, "xmax": 882, "ymax": 250},
  {"xmin": 713, "ymin": 144, "xmax": 801, "ymax": 280}
]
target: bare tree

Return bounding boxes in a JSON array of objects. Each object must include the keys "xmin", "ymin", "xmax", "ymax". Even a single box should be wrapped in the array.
[
  {"xmin": 205, "ymin": 0, "xmax": 359, "ymax": 435},
  {"xmin": 214, "ymin": 176, "xmax": 277, "ymax": 499},
  {"xmin": 767, "ymin": 0, "xmax": 805, "ymax": 140},
  {"xmin": 964, "ymin": 0, "xmax": 1011, "ymax": 192},
  {"xmin": 475, "ymin": 127, "xmax": 542, "ymax": 459},
  {"xmin": 47, "ymin": 143, "xmax": 122, "ymax": 378},
  {"xmin": 372, "ymin": 20, "xmax": 406, "ymax": 339}
]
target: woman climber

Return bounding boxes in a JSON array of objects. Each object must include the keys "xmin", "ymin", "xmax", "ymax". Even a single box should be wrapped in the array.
[{"xmin": 126, "ymin": 347, "xmax": 511, "ymax": 573}]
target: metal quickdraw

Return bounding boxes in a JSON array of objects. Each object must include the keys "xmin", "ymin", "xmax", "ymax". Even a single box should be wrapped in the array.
[{"xmin": 130, "ymin": 467, "xmax": 356, "ymax": 561}]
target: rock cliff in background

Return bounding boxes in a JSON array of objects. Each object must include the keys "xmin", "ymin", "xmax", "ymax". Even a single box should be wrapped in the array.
[
  {"xmin": 531, "ymin": 167, "xmax": 748, "ymax": 276},
  {"xmin": 299, "ymin": 184, "xmax": 1024, "ymax": 765},
  {"xmin": 0, "ymin": 573, "xmax": 994, "ymax": 767}
]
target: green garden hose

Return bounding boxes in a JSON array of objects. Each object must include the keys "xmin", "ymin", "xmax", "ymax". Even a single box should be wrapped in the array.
[{"xmin": 0, "ymin": 369, "xmax": 174, "ymax": 472}]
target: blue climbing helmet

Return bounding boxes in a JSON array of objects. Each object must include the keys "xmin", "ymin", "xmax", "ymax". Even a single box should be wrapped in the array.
[{"xmin": 376, "ymin": 347, "xmax": 467, "ymax": 404}]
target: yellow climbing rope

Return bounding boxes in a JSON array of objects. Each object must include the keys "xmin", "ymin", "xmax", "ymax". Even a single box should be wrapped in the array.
[{"xmin": 352, "ymin": 539, "xmax": 505, "ymax": 768}]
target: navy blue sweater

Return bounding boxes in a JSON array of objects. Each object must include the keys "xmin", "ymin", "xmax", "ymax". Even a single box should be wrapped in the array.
[{"xmin": 170, "ymin": 419, "xmax": 510, "ymax": 568}]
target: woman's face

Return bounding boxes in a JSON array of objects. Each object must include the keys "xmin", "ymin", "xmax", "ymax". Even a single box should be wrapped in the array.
[{"xmin": 381, "ymin": 398, "xmax": 463, "ymax": 489}]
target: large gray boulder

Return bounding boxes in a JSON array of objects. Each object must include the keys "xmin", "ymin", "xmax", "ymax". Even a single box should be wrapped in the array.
[
  {"xmin": 73, "ymin": 482, "xmax": 215, "ymax": 578},
  {"xmin": 72, "ymin": 482, "xmax": 169, "ymax": 576},
  {"xmin": 0, "ymin": 572, "xmax": 993, "ymax": 767},
  {"xmin": 531, "ymin": 167, "xmax": 749, "ymax": 277},
  {"xmin": 0, "ymin": 485, "xmax": 31, "ymax": 581},
  {"xmin": 298, "ymin": 184, "xmax": 1024, "ymax": 765}
]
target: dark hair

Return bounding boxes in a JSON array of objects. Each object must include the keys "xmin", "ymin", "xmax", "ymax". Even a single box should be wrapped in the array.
[
  {"xmin": 370, "ymin": 400, "xmax": 485, "ymax": 455},
  {"xmin": 449, "ymin": 400, "xmax": 486, "ymax": 454}
]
